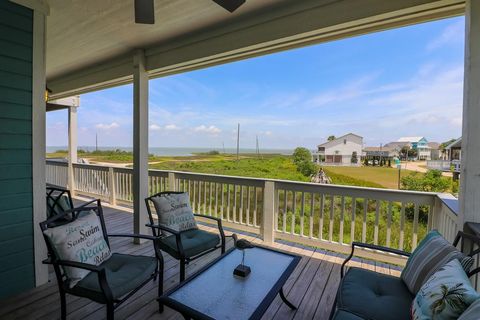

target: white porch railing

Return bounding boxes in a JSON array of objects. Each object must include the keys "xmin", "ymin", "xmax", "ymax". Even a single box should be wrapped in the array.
[{"xmin": 46, "ymin": 160, "xmax": 460, "ymax": 264}]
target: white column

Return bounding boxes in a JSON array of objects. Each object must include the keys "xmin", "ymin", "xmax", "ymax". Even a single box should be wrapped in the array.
[
  {"xmin": 262, "ymin": 181, "xmax": 275, "ymax": 244},
  {"xmin": 460, "ymin": 0, "xmax": 480, "ymax": 225},
  {"xmin": 133, "ymin": 50, "xmax": 149, "ymax": 241},
  {"xmin": 32, "ymin": 9, "xmax": 48, "ymax": 287},
  {"xmin": 68, "ymin": 105, "xmax": 78, "ymax": 193}
]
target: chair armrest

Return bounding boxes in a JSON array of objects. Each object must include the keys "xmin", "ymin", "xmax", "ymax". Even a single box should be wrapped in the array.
[
  {"xmin": 145, "ymin": 223, "xmax": 185, "ymax": 257},
  {"xmin": 145, "ymin": 223, "xmax": 181, "ymax": 235},
  {"xmin": 108, "ymin": 233, "xmax": 157, "ymax": 241},
  {"xmin": 44, "ymin": 258, "xmax": 102, "ymax": 272},
  {"xmin": 351, "ymin": 242, "xmax": 410, "ymax": 257},
  {"xmin": 341, "ymin": 242, "xmax": 410, "ymax": 278},
  {"xmin": 74, "ymin": 198, "xmax": 100, "ymax": 210}
]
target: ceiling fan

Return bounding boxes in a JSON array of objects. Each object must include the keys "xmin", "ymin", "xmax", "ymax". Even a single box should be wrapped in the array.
[{"xmin": 134, "ymin": 0, "xmax": 246, "ymax": 24}]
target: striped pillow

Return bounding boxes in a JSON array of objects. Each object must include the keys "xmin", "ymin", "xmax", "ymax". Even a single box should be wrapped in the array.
[
  {"xmin": 401, "ymin": 230, "xmax": 473, "ymax": 294},
  {"xmin": 459, "ymin": 299, "xmax": 480, "ymax": 320}
]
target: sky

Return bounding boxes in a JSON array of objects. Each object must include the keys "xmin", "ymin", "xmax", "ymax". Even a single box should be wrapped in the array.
[{"xmin": 46, "ymin": 16, "xmax": 465, "ymax": 150}]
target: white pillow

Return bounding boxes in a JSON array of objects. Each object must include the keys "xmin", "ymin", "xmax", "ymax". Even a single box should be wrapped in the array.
[
  {"xmin": 411, "ymin": 259, "xmax": 480, "ymax": 320},
  {"xmin": 43, "ymin": 210, "xmax": 112, "ymax": 287},
  {"xmin": 151, "ymin": 193, "xmax": 198, "ymax": 233}
]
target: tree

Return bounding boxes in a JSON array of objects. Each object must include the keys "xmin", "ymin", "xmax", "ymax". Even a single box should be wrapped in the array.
[
  {"xmin": 327, "ymin": 135, "xmax": 336, "ymax": 141},
  {"xmin": 407, "ymin": 148, "xmax": 417, "ymax": 159},
  {"xmin": 292, "ymin": 147, "xmax": 312, "ymax": 165},
  {"xmin": 401, "ymin": 170, "xmax": 450, "ymax": 192},
  {"xmin": 296, "ymin": 161, "xmax": 317, "ymax": 177},
  {"xmin": 292, "ymin": 147, "xmax": 317, "ymax": 177},
  {"xmin": 364, "ymin": 157, "xmax": 369, "ymax": 166},
  {"xmin": 400, "ymin": 146, "xmax": 410, "ymax": 160},
  {"xmin": 351, "ymin": 151, "xmax": 358, "ymax": 164}
]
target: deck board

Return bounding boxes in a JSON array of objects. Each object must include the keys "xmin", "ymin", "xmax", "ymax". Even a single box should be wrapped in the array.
[{"xmin": 0, "ymin": 206, "xmax": 401, "ymax": 320}]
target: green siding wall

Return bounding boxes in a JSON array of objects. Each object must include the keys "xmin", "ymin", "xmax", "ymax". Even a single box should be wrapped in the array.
[{"xmin": 0, "ymin": 1, "xmax": 34, "ymax": 299}]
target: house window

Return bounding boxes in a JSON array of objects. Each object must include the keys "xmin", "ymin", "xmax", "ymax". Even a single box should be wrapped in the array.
[
  {"xmin": 318, "ymin": 147, "xmax": 325, "ymax": 152},
  {"xmin": 344, "ymin": 139, "xmax": 347, "ymax": 144}
]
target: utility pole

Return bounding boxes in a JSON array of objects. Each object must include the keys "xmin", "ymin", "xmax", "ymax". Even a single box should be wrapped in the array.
[
  {"xmin": 95, "ymin": 132, "xmax": 98, "ymax": 152},
  {"xmin": 236, "ymin": 123, "xmax": 240, "ymax": 162},
  {"xmin": 256, "ymin": 135, "xmax": 259, "ymax": 158},
  {"xmin": 379, "ymin": 143, "xmax": 383, "ymax": 166},
  {"xmin": 222, "ymin": 142, "xmax": 225, "ymax": 154}
]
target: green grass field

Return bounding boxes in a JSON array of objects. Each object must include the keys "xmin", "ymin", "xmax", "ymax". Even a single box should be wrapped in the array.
[
  {"xmin": 149, "ymin": 155, "xmax": 309, "ymax": 182},
  {"xmin": 323, "ymin": 166, "xmax": 416, "ymax": 189}
]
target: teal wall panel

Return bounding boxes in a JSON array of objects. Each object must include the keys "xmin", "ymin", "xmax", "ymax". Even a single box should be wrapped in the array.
[{"xmin": 0, "ymin": 1, "xmax": 34, "ymax": 299}]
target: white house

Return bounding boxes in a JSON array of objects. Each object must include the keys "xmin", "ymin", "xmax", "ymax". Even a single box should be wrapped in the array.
[{"xmin": 312, "ymin": 133, "xmax": 363, "ymax": 165}]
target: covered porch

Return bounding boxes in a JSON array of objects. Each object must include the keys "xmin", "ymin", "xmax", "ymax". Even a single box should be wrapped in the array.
[
  {"xmin": 0, "ymin": 202, "xmax": 399, "ymax": 320},
  {"xmin": 1, "ymin": 0, "xmax": 480, "ymax": 317}
]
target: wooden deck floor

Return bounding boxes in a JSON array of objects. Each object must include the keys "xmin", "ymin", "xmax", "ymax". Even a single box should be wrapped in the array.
[{"xmin": 0, "ymin": 206, "xmax": 401, "ymax": 320}]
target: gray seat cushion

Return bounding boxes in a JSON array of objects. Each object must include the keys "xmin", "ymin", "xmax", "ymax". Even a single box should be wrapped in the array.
[
  {"xmin": 337, "ymin": 267, "xmax": 413, "ymax": 320},
  {"xmin": 70, "ymin": 253, "xmax": 157, "ymax": 303},
  {"xmin": 159, "ymin": 229, "xmax": 220, "ymax": 259},
  {"xmin": 332, "ymin": 309, "xmax": 366, "ymax": 320}
]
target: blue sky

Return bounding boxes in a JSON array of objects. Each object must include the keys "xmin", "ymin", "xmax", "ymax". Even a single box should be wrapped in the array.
[{"xmin": 47, "ymin": 16, "xmax": 465, "ymax": 149}]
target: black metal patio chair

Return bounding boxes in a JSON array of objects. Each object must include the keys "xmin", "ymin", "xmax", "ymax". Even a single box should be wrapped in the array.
[
  {"xmin": 145, "ymin": 191, "xmax": 226, "ymax": 282},
  {"xmin": 40, "ymin": 200, "xmax": 164, "ymax": 320},
  {"xmin": 46, "ymin": 185, "xmax": 96, "ymax": 225}
]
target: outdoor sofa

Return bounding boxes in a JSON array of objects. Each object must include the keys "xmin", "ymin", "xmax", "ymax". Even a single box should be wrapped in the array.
[{"xmin": 330, "ymin": 230, "xmax": 480, "ymax": 320}]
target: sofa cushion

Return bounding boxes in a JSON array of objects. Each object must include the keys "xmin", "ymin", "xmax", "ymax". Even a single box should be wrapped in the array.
[
  {"xmin": 411, "ymin": 259, "xmax": 480, "ymax": 320},
  {"xmin": 401, "ymin": 230, "xmax": 473, "ymax": 294},
  {"xmin": 71, "ymin": 253, "xmax": 157, "ymax": 303},
  {"xmin": 459, "ymin": 299, "xmax": 480, "ymax": 320},
  {"xmin": 332, "ymin": 309, "xmax": 366, "ymax": 320},
  {"xmin": 159, "ymin": 229, "xmax": 220, "ymax": 259},
  {"xmin": 338, "ymin": 267, "xmax": 413, "ymax": 320}
]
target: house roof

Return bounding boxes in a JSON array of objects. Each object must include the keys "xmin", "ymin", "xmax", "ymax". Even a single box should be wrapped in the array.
[
  {"xmin": 363, "ymin": 146, "xmax": 395, "ymax": 152},
  {"xmin": 398, "ymin": 136, "xmax": 426, "ymax": 143},
  {"xmin": 317, "ymin": 133, "xmax": 363, "ymax": 147},
  {"xmin": 446, "ymin": 137, "xmax": 462, "ymax": 149},
  {"xmin": 428, "ymin": 142, "xmax": 440, "ymax": 149}
]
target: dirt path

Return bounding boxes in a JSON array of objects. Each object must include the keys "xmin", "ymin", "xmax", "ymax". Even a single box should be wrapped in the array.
[{"xmin": 399, "ymin": 161, "xmax": 452, "ymax": 177}]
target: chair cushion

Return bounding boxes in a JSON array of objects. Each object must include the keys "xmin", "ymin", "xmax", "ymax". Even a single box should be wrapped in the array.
[
  {"xmin": 337, "ymin": 267, "xmax": 413, "ymax": 320},
  {"xmin": 71, "ymin": 253, "xmax": 157, "ymax": 303},
  {"xmin": 411, "ymin": 259, "xmax": 480, "ymax": 320},
  {"xmin": 159, "ymin": 229, "xmax": 220, "ymax": 259},
  {"xmin": 43, "ymin": 210, "xmax": 112, "ymax": 287},
  {"xmin": 151, "ymin": 193, "xmax": 198, "ymax": 233},
  {"xmin": 401, "ymin": 230, "xmax": 473, "ymax": 294},
  {"xmin": 332, "ymin": 309, "xmax": 366, "ymax": 320}
]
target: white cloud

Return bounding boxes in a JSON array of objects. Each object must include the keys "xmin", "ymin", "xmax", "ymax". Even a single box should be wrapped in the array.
[
  {"xmin": 165, "ymin": 124, "xmax": 180, "ymax": 131},
  {"xmin": 95, "ymin": 122, "xmax": 119, "ymax": 130},
  {"xmin": 193, "ymin": 125, "xmax": 221, "ymax": 135},
  {"xmin": 149, "ymin": 124, "xmax": 162, "ymax": 131},
  {"xmin": 426, "ymin": 19, "xmax": 464, "ymax": 51},
  {"xmin": 149, "ymin": 124, "xmax": 181, "ymax": 131}
]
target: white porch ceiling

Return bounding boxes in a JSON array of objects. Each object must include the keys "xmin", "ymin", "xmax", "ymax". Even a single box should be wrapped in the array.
[{"xmin": 44, "ymin": 0, "xmax": 465, "ymax": 98}]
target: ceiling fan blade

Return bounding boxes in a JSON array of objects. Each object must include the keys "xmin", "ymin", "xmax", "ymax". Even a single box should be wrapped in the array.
[
  {"xmin": 213, "ymin": 0, "xmax": 246, "ymax": 13},
  {"xmin": 135, "ymin": 0, "xmax": 155, "ymax": 24}
]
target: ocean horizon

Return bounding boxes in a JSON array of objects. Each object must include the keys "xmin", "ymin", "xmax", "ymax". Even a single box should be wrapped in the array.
[{"xmin": 46, "ymin": 146, "xmax": 294, "ymax": 157}]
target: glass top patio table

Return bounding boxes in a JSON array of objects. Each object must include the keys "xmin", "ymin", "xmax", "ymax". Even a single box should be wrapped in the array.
[{"xmin": 158, "ymin": 245, "xmax": 301, "ymax": 320}]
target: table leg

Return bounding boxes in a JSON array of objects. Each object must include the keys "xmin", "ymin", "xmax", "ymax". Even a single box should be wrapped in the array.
[{"xmin": 279, "ymin": 287, "xmax": 297, "ymax": 310}]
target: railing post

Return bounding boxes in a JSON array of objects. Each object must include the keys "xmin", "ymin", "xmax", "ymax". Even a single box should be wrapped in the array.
[
  {"xmin": 168, "ymin": 172, "xmax": 176, "ymax": 191},
  {"xmin": 262, "ymin": 180, "xmax": 275, "ymax": 244},
  {"xmin": 109, "ymin": 167, "xmax": 117, "ymax": 206}
]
